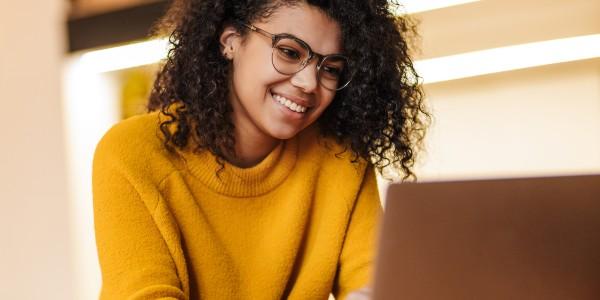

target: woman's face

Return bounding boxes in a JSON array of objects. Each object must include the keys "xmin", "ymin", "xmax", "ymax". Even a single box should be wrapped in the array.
[{"xmin": 221, "ymin": 3, "xmax": 342, "ymax": 142}]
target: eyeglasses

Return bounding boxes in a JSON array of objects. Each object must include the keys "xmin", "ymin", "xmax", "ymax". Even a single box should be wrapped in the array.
[{"xmin": 240, "ymin": 23, "xmax": 352, "ymax": 91}]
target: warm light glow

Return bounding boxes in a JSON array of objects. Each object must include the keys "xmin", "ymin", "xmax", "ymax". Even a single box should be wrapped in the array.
[
  {"xmin": 396, "ymin": 0, "xmax": 479, "ymax": 14},
  {"xmin": 78, "ymin": 38, "xmax": 170, "ymax": 73},
  {"xmin": 62, "ymin": 57, "xmax": 121, "ymax": 300},
  {"xmin": 415, "ymin": 34, "xmax": 600, "ymax": 84}
]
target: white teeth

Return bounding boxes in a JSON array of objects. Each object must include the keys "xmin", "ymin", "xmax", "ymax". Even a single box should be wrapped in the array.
[{"xmin": 273, "ymin": 93, "xmax": 308, "ymax": 113}]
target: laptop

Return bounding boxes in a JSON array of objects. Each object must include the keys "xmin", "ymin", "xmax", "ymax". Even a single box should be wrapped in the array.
[{"xmin": 373, "ymin": 174, "xmax": 600, "ymax": 300}]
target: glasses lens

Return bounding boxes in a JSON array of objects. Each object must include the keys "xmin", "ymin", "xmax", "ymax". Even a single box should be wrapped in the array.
[
  {"xmin": 271, "ymin": 37, "xmax": 352, "ymax": 91},
  {"xmin": 318, "ymin": 55, "xmax": 350, "ymax": 90},
  {"xmin": 272, "ymin": 37, "xmax": 309, "ymax": 75}
]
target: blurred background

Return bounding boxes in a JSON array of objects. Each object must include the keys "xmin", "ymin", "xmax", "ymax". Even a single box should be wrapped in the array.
[{"xmin": 1, "ymin": 0, "xmax": 598, "ymax": 299}]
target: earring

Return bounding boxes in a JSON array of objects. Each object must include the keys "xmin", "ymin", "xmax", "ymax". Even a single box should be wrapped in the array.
[{"xmin": 224, "ymin": 46, "xmax": 234, "ymax": 60}]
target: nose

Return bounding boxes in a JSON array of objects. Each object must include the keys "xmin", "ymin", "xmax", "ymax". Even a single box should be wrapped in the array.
[{"xmin": 290, "ymin": 59, "xmax": 319, "ymax": 93}]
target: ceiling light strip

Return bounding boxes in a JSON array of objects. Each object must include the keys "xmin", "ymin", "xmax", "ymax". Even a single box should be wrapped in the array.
[
  {"xmin": 415, "ymin": 34, "xmax": 600, "ymax": 84},
  {"xmin": 78, "ymin": 38, "xmax": 170, "ymax": 73}
]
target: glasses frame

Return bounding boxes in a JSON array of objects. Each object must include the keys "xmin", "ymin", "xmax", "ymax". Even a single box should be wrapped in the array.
[{"xmin": 239, "ymin": 22, "xmax": 352, "ymax": 91}]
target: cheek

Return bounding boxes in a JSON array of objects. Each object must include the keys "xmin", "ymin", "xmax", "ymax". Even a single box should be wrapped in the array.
[
  {"xmin": 234, "ymin": 58, "xmax": 282, "ymax": 94},
  {"xmin": 232, "ymin": 65, "xmax": 260, "ymax": 101},
  {"xmin": 234, "ymin": 43, "xmax": 280, "ymax": 84}
]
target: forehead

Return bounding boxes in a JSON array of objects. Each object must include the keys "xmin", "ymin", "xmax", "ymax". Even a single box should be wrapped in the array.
[{"xmin": 254, "ymin": 4, "xmax": 343, "ymax": 54}]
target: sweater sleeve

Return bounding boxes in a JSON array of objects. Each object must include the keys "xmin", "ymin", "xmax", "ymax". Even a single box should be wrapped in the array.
[
  {"xmin": 332, "ymin": 165, "xmax": 383, "ymax": 299},
  {"xmin": 92, "ymin": 139, "xmax": 187, "ymax": 299}
]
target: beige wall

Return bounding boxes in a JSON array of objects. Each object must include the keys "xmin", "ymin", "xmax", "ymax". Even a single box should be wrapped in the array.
[
  {"xmin": 0, "ymin": 1, "xmax": 74, "ymax": 299},
  {"xmin": 419, "ymin": 58, "xmax": 600, "ymax": 180},
  {"xmin": 411, "ymin": 0, "xmax": 600, "ymax": 181}
]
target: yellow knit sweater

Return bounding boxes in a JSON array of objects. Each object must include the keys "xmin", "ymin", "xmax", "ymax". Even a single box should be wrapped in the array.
[{"xmin": 92, "ymin": 111, "xmax": 382, "ymax": 300}]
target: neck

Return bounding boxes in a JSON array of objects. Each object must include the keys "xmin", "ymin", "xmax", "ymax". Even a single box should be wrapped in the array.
[
  {"xmin": 225, "ymin": 125, "xmax": 281, "ymax": 168},
  {"xmin": 225, "ymin": 87, "xmax": 282, "ymax": 168}
]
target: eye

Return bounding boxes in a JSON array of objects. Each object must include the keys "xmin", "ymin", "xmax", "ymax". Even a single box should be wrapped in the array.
[
  {"xmin": 276, "ymin": 46, "xmax": 301, "ymax": 61},
  {"xmin": 321, "ymin": 65, "xmax": 342, "ymax": 78}
]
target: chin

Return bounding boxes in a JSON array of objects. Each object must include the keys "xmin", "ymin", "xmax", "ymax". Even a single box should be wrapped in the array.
[
  {"xmin": 267, "ymin": 126, "xmax": 302, "ymax": 141},
  {"xmin": 270, "ymin": 131, "xmax": 298, "ymax": 141}
]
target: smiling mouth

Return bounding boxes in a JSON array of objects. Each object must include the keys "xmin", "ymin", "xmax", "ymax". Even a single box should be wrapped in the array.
[{"xmin": 271, "ymin": 91, "xmax": 309, "ymax": 113}]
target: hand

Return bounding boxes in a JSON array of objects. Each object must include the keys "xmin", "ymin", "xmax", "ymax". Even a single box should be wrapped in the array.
[{"xmin": 345, "ymin": 286, "xmax": 372, "ymax": 300}]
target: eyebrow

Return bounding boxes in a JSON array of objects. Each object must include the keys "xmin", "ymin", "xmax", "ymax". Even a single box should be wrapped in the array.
[
  {"xmin": 243, "ymin": 23, "xmax": 344, "ymax": 57},
  {"xmin": 281, "ymin": 32, "xmax": 344, "ymax": 57}
]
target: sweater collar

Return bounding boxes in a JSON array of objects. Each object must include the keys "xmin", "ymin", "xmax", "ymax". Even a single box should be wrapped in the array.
[{"xmin": 176, "ymin": 137, "xmax": 298, "ymax": 197}]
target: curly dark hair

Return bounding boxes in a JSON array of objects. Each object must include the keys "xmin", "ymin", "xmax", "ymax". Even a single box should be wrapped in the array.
[{"xmin": 148, "ymin": 0, "xmax": 430, "ymax": 180}]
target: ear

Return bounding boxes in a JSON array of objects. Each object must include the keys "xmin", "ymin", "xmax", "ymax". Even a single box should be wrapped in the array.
[{"xmin": 219, "ymin": 25, "xmax": 241, "ymax": 59}]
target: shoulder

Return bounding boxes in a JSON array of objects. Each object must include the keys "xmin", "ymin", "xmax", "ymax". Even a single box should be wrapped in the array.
[
  {"xmin": 93, "ymin": 111, "xmax": 176, "ymax": 183},
  {"xmin": 95, "ymin": 111, "xmax": 163, "ymax": 157}
]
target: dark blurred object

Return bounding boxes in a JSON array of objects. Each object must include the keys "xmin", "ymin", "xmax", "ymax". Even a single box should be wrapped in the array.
[{"xmin": 67, "ymin": 0, "xmax": 169, "ymax": 52}]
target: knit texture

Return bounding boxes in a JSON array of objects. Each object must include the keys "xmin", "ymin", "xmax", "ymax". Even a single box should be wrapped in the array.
[{"xmin": 92, "ymin": 111, "xmax": 382, "ymax": 300}]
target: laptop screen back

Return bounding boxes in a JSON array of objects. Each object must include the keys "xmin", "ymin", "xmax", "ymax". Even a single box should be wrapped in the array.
[{"xmin": 373, "ymin": 175, "xmax": 600, "ymax": 300}]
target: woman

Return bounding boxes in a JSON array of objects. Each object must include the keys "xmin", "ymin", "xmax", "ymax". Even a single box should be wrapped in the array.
[{"xmin": 92, "ymin": 0, "xmax": 428, "ymax": 299}]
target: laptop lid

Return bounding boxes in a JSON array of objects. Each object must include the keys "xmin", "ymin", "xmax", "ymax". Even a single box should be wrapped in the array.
[{"xmin": 373, "ymin": 175, "xmax": 600, "ymax": 300}]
